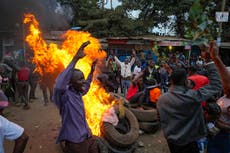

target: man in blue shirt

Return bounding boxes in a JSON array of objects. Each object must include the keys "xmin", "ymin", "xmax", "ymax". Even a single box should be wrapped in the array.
[{"xmin": 53, "ymin": 41, "xmax": 98, "ymax": 153}]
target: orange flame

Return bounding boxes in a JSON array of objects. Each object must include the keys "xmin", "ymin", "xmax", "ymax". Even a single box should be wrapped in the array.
[{"xmin": 24, "ymin": 14, "xmax": 116, "ymax": 136}]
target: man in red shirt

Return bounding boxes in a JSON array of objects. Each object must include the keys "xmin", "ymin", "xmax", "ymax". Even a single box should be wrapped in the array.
[
  {"xmin": 188, "ymin": 66, "xmax": 209, "ymax": 90},
  {"xmin": 15, "ymin": 62, "xmax": 30, "ymax": 109}
]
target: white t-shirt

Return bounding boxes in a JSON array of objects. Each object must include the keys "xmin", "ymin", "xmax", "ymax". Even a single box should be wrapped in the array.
[
  {"xmin": 0, "ymin": 115, "xmax": 24, "ymax": 153},
  {"xmin": 217, "ymin": 96, "xmax": 230, "ymax": 126},
  {"xmin": 133, "ymin": 65, "xmax": 141, "ymax": 76},
  {"xmin": 114, "ymin": 56, "xmax": 135, "ymax": 78}
]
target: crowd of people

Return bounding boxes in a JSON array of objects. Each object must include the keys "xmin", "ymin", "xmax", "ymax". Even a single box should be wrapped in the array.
[
  {"xmin": 0, "ymin": 51, "xmax": 56, "ymax": 109},
  {"xmin": 100, "ymin": 41, "xmax": 230, "ymax": 153},
  {"xmin": 103, "ymin": 47, "xmax": 211, "ymax": 107},
  {"xmin": 0, "ymin": 40, "xmax": 229, "ymax": 153}
]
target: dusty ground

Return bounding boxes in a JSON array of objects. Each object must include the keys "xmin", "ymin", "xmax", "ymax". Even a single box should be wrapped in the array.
[{"xmin": 3, "ymin": 87, "xmax": 170, "ymax": 153}]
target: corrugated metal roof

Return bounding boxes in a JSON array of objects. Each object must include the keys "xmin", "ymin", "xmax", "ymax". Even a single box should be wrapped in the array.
[{"xmin": 107, "ymin": 36, "xmax": 190, "ymax": 42}]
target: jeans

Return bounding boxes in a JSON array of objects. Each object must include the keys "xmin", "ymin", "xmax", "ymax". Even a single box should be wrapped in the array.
[
  {"xmin": 167, "ymin": 140, "xmax": 199, "ymax": 153},
  {"xmin": 65, "ymin": 137, "xmax": 99, "ymax": 153},
  {"xmin": 121, "ymin": 79, "xmax": 130, "ymax": 96},
  {"xmin": 15, "ymin": 81, "xmax": 29, "ymax": 105},
  {"xmin": 207, "ymin": 130, "xmax": 230, "ymax": 153}
]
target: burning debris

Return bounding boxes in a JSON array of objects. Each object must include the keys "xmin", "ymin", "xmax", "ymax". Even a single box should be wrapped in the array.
[
  {"xmin": 24, "ymin": 14, "xmax": 141, "ymax": 153},
  {"xmin": 24, "ymin": 14, "xmax": 118, "ymax": 136}
]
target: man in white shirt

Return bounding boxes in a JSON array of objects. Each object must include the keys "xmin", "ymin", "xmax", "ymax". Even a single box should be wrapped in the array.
[
  {"xmin": 114, "ymin": 50, "xmax": 136, "ymax": 96},
  {"xmin": 0, "ymin": 115, "xmax": 28, "ymax": 153},
  {"xmin": 0, "ymin": 89, "xmax": 28, "ymax": 153},
  {"xmin": 133, "ymin": 61, "xmax": 142, "ymax": 76}
]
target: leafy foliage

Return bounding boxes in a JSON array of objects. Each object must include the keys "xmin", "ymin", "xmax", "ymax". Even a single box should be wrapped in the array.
[
  {"xmin": 119, "ymin": 0, "xmax": 194, "ymax": 37},
  {"xmin": 57, "ymin": 0, "xmax": 229, "ymax": 41},
  {"xmin": 58, "ymin": 0, "xmax": 149, "ymax": 37},
  {"xmin": 184, "ymin": 0, "xmax": 217, "ymax": 44}
]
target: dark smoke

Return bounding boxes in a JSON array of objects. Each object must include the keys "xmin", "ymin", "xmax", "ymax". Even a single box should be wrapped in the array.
[{"xmin": 0, "ymin": 0, "xmax": 73, "ymax": 31}]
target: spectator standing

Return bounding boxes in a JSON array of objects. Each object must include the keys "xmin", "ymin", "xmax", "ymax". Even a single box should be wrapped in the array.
[
  {"xmin": 114, "ymin": 50, "xmax": 136, "ymax": 96},
  {"xmin": 53, "ymin": 41, "xmax": 98, "ymax": 153},
  {"xmin": 133, "ymin": 59, "xmax": 160, "ymax": 105},
  {"xmin": 27, "ymin": 62, "xmax": 39, "ymax": 100},
  {"xmin": 157, "ymin": 41, "xmax": 222, "ymax": 153},
  {"xmin": 39, "ymin": 63, "xmax": 63, "ymax": 106},
  {"xmin": 206, "ymin": 41, "xmax": 230, "ymax": 153},
  {"xmin": 196, "ymin": 56, "xmax": 204, "ymax": 67},
  {"xmin": 39, "ymin": 73, "xmax": 55, "ymax": 106},
  {"xmin": 133, "ymin": 61, "xmax": 142, "ymax": 76},
  {"xmin": 0, "ymin": 88, "xmax": 29, "ymax": 153},
  {"xmin": 105, "ymin": 56, "xmax": 119, "ymax": 93},
  {"xmin": 137, "ymin": 60, "xmax": 159, "ymax": 87},
  {"xmin": 15, "ymin": 62, "xmax": 30, "ymax": 109},
  {"xmin": 159, "ymin": 62, "xmax": 170, "ymax": 93},
  {"xmin": 2, "ymin": 54, "xmax": 19, "ymax": 102},
  {"xmin": 0, "ymin": 115, "xmax": 29, "ymax": 153},
  {"xmin": 179, "ymin": 52, "xmax": 186, "ymax": 63}
]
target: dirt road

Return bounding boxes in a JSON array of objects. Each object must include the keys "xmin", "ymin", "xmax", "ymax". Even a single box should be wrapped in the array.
[{"xmin": 3, "ymin": 88, "xmax": 169, "ymax": 153}]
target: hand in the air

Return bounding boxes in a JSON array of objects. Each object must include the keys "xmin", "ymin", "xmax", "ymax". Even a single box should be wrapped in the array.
[{"xmin": 76, "ymin": 41, "xmax": 90, "ymax": 59}]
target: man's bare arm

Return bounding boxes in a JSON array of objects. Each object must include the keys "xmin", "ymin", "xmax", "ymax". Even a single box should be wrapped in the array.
[
  {"xmin": 13, "ymin": 132, "xmax": 29, "ymax": 153},
  {"xmin": 209, "ymin": 41, "xmax": 230, "ymax": 97}
]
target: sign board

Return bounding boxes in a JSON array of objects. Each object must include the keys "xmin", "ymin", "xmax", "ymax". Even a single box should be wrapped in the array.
[
  {"xmin": 158, "ymin": 41, "xmax": 185, "ymax": 46},
  {"xmin": 184, "ymin": 45, "xmax": 191, "ymax": 50},
  {"xmin": 215, "ymin": 12, "xmax": 229, "ymax": 22}
]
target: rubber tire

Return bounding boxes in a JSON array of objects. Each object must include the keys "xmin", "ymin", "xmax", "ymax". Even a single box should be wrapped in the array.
[
  {"xmin": 94, "ymin": 136, "xmax": 109, "ymax": 153},
  {"xmin": 102, "ymin": 138, "xmax": 137, "ymax": 153},
  {"xmin": 101, "ymin": 105, "xmax": 139, "ymax": 148},
  {"xmin": 138, "ymin": 121, "xmax": 160, "ymax": 134},
  {"xmin": 128, "ymin": 106, "xmax": 158, "ymax": 122},
  {"xmin": 109, "ymin": 92, "xmax": 129, "ymax": 104}
]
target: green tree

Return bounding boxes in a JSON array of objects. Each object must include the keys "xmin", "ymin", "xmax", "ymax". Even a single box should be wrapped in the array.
[
  {"xmin": 184, "ymin": 0, "xmax": 217, "ymax": 44},
  {"xmin": 58, "ymin": 0, "xmax": 149, "ymax": 37},
  {"xmin": 58, "ymin": 0, "xmax": 229, "ymax": 40},
  {"xmin": 119, "ymin": 0, "xmax": 194, "ymax": 37}
]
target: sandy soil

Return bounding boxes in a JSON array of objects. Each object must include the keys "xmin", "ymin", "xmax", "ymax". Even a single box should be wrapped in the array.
[{"xmin": 3, "ymin": 87, "xmax": 170, "ymax": 153}]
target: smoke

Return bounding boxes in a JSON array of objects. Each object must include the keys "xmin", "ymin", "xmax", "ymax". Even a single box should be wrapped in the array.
[{"xmin": 0, "ymin": 0, "xmax": 74, "ymax": 31}]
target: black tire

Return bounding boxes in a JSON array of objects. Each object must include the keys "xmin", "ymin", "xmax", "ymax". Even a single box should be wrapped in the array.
[
  {"xmin": 128, "ymin": 106, "xmax": 158, "ymax": 122},
  {"xmin": 102, "ymin": 138, "xmax": 137, "ymax": 153},
  {"xmin": 109, "ymin": 92, "xmax": 129, "ymax": 104},
  {"xmin": 138, "ymin": 121, "xmax": 160, "ymax": 133},
  {"xmin": 101, "ymin": 105, "xmax": 139, "ymax": 148},
  {"xmin": 94, "ymin": 136, "xmax": 109, "ymax": 153}
]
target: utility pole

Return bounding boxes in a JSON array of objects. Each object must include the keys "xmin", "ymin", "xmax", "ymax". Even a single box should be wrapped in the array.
[
  {"xmin": 217, "ymin": 0, "xmax": 226, "ymax": 46},
  {"xmin": 110, "ymin": 0, "xmax": 113, "ymax": 9}
]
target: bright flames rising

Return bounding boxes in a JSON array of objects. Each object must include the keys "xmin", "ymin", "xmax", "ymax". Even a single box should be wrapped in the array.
[{"xmin": 24, "ymin": 14, "xmax": 116, "ymax": 136}]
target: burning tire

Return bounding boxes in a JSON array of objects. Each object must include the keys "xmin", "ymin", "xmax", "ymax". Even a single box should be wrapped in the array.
[
  {"xmin": 109, "ymin": 92, "xmax": 129, "ymax": 104},
  {"xmin": 94, "ymin": 136, "xmax": 109, "ymax": 153},
  {"xmin": 101, "ymin": 105, "xmax": 139, "ymax": 148},
  {"xmin": 138, "ymin": 121, "xmax": 160, "ymax": 133},
  {"xmin": 128, "ymin": 106, "xmax": 158, "ymax": 122}
]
